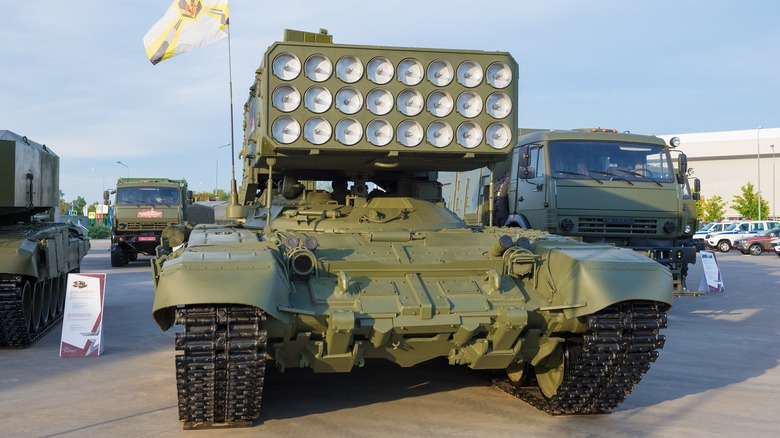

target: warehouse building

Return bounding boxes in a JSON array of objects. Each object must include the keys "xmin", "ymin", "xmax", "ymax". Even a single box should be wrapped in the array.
[{"xmin": 659, "ymin": 127, "xmax": 779, "ymax": 220}]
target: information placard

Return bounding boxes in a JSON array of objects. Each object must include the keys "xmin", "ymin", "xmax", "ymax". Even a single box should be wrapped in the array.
[
  {"xmin": 698, "ymin": 251, "xmax": 725, "ymax": 293},
  {"xmin": 59, "ymin": 273, "xmax": 106, "ymax": 356}
]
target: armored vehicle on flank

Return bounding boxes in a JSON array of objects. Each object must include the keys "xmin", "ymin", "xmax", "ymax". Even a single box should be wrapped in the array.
[
  {"xmin": 151, "ymin": 30, "xmax": 674, "ymax": 429},
  {"xmin": 0, "ymin": 130, "xmax": 89, "ymax": 348},
  {"xmin": 108, "ymin": 178, "xmax": 213, "ymax": 267}
]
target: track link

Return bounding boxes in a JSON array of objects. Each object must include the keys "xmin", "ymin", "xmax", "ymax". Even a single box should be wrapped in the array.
[
  {"xmin": 493, "ymin": 301, "xmax": 667, "ymax": 414},
  {"xmin": 175, "ymin": 305, "xmax": 267, "ymax": 429}
]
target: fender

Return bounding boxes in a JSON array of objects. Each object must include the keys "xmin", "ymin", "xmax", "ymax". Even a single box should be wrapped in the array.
[
  {"xmin": 506, "ymin": 213, "xmax": 531, "ymax": 229},
  {"xmin": 151, "ymin": 239, "xmax": 292, "ymax": 331},
  {"xmin": 530, "ymin": 238, "xmax": 673, "ymax": 319}
]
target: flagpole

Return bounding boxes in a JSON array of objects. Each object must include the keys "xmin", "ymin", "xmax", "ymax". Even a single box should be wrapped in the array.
[{"xmin": 226, "ymin": 22, "xmax": 239, "ymax": 207}]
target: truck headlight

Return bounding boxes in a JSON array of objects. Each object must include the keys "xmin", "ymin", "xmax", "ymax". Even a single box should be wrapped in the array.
[{"xmin": 560, "ymin": 218, "xmax": 574, "ymax": 232}]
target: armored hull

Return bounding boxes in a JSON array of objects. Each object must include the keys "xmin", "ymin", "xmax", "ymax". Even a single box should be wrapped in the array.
[
  {"xmin": 153, "ymin": 195, "xmax": 672, "ymax": 427},
  {"xmin": 0, "ymin": 222, "xmax": 89, "ymax": 347}
]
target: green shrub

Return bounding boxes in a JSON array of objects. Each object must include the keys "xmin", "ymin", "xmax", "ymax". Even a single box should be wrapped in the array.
[{"xmin": 88, "ymin": 224, "xmax": 111, "ymax": 239}]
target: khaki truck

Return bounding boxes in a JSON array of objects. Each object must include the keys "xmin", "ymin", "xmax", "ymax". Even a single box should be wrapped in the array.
[
  {"xmin": 486, "ymin": 128, "xmax": 701, "ymax": 295},
  {"xmin": 107, "ymin": 178, "xmax": 212, "ymax": 267}
]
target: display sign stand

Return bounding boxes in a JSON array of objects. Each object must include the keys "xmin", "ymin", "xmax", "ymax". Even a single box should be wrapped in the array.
[
  {"xmin": 59, "ymin": 273, "xmax": 106, "ymax": 356},
  {"xmin": 698, "ymin": 251, "xmax": 725, "ymax": 293}
]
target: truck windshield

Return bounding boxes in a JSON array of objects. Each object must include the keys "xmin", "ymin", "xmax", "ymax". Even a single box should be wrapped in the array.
[
  {"xmin": 548, "ymin": 140, "xmax": 674, "ymax": 183},
  {"xmin": 116, "ymin": 187, "xmax": 180, "ymax": 205}
]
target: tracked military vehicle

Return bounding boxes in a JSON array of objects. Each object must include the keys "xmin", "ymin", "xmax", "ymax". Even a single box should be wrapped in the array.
[
  {"xmin": 151, "ymin": 30, "xmax": 673, "ymax": 429},
  {"xmin": 0, "ymin": 130, "xmax": 89, "ymax": 348}
]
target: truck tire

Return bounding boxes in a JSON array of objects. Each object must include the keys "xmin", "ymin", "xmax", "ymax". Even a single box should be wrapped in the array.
[
  {"xmin": 493, "ymin": 174, "xmax": 510, "ymax": 227},
  {"xmin": 110, "ymin": 246, "xmax": 129, "ymax": 267},
  {"xmin": 717, "ymin": 240, "xmax": 731, "ymax": 252}
]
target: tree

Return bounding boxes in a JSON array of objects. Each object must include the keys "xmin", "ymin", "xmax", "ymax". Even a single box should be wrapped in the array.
[
  {"xmin": 700, "ymin": 194, "xmax": 727, "ymax": 222},
  {"xmin": 65, "ymin": 196, "xmax": 88, "ymax": 215},
  {"xmin": 731, "ymin": 182, "xmax": 769, "ymax": 220}
]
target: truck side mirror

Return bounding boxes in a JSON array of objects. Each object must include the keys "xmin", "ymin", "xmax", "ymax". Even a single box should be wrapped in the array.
[
  {"xmin": 186, "ymin": 190, "xmax": 194, "ymax": 205},
  {"xmin": 692, "ymin": 178, "xmax": 701, "ymax": 200},
  {"xmin": 677, "ymin": 153, "xmax": 688, "ymax": 175},
  {"xmin": 521, "ymin": 167, "xmax": 536, "ymax": 179}
]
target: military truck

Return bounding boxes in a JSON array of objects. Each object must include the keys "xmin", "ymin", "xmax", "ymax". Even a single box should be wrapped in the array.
[
  {"xmin": 108, "ymin": 178, "xmax": 213, "ymax": 267},
  {"xmin": 486, "ymin": 129, "xmax": 701, "ymax": 295},
  {"xmin": 151, "ymin": 30, "xmax": 673, "ymax": 429},
  {"xmin": 0, "ymin": 130, "xmax": 89, "ymax": 348}
]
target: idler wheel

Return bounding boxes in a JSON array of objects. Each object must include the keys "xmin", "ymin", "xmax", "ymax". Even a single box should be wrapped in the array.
[{"xmin": 535, "ymin": 341, "xmax": 569, "ymax": 399}]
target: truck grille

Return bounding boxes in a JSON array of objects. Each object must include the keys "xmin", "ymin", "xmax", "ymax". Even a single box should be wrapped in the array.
[
  {"xmin": 577, "ymin": 217, "xmax": 657, "ymax": 234},
  {"xmin": 126, "ymin": 221, "xmax": 174, "ymax": 231}
]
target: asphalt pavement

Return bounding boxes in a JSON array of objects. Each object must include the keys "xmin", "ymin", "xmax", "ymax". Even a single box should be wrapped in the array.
[{"xmin": 1, "ymin": 239, "xmax": 778, "ymax": 437}]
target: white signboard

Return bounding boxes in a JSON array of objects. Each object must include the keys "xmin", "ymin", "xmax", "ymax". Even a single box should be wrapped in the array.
[
  {"xmin": 698, "ymin": 251, "xmax": 725, "ymax": 293},
  {"xmin": 60, "ymin": 273, "xmax": 106, "ymax": 357}
]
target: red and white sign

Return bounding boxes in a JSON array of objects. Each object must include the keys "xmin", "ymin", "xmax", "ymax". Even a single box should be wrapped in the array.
[
  {"xmin": 137, "ymin": 209, "xmax": 164, "ymax": 218},
  {"xmin": 698, "ymin": 251, "xmax": 725, "ymax": 293},
  {"xmin": 138, "ymin": 236, "xmax": 157, "ymax": 242},
  {"xmin": 60, "ymin": 273, "xmax": 106, "ymax": 357}
]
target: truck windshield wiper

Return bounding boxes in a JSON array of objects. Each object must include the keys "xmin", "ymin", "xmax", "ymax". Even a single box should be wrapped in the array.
[
  {"xmin": 555, "ymin": 170, "xmax": 604, "ymax": 184},
  {"xmin": 615, "ymin": 169, "xmax": 662, "ymax": 186},
  {"xmin": 588, "ymin": 170, "xmax": 634, "ymax": 186}
]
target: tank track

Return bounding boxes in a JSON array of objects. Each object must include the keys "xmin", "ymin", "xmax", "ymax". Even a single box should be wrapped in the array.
[
  {"xmin": 174, "ymin": 305, "xmax": 267, "ymax": 429},
  {"xmin": 0, "ymin": 276, "xmax": 63, "ymax": 348},
  {"xmin": 493, "ymin": 301, "xmax": 667, "ymax": 414}
]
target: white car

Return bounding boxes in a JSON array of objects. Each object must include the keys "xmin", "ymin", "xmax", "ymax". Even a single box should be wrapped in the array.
[
  {"xmin": 705, "ymin": 220, "xmax": 780, "ymax": 252},
  {"xmin": 693, "ymin": 221, "xmax": 733, "ymax": 246}
]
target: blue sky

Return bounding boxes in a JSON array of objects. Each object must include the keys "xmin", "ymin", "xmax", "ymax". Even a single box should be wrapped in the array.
[{"xmin": 2, "ymin": 1, "xmax": 779, "ymax": 205}]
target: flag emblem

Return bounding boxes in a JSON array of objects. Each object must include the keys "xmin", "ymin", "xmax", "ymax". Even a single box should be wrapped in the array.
[{"xmin": 143, "ymin": 0, "xmax": 229, "ymax": 65}]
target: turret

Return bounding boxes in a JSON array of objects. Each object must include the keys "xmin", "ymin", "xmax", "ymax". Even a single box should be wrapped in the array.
[{"xmin": 0, "ymin": 130, "xmax": 60, "ymax": 224}]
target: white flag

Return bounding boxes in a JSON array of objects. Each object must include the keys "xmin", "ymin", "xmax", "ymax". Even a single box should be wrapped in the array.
[{"xmin": 143, "ymin": 0, "xmax": 229, "ymax": 65}]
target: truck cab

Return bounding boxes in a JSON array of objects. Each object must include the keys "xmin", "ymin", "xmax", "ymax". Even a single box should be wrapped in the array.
[
  {"xmin": 108, "ymin": 178, "xmax": 189, "ymax": 267},
  {"xmin": 490, "ymin": 128, "xmax": 700, "ymax": 294}
]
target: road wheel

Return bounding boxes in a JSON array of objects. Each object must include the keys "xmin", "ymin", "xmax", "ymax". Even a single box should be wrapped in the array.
[
  {"xmin": 717, "ymin": 240, "xmax": 731, "ymax": 252},
  {"xmin": 749, "ymin": 243, "xmax": 763, "ymax": 255}
]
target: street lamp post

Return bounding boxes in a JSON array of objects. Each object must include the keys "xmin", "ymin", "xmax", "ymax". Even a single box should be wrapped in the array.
[
  {"xmin": 215, "ymin": 143, "xmax": 230, "ymax": 200},
  {"xmin": 757, "ymin": 127, "xmax": 762, "ymax": 221},
  {"xmin": 772, "ymin": 144, "xmax": 776, "ymax": 219},
  {"xmin": 116, "ymin": 161, "xmax": 129, "ymax": 178}
]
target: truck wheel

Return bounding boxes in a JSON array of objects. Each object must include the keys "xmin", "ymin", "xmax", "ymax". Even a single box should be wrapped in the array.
[
  {"xmin": 717, "ymin": 240, "xmax": 731, "ymax": 252},
  {"xmin": 749, "ymin": 244, "xmax": 763, "ymax": 256},
  {"xmin": 110, "ymin": 246, "xmax": 129, "ymax": 267},
  {"xmin": 493, "ymin": 173, "xmax": 510, "ymax": 226}
]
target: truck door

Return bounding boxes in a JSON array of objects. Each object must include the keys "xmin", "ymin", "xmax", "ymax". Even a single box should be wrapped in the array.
[{"xmin": 512, "ymin": 144, "xmax": 547, "ymax": 229}]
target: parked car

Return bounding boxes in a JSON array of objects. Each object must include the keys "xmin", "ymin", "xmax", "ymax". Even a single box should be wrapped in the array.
[
  {"xmin": 693, "ymin": 221, "xmax": 733, "ymax": 248},
  {"xmin": 733, "ymin": 228, "xmax": 780, "ymax": 255},
  {"xmin": 705, "ymin": 220, "xmax": 780, "ymax": 252},
  {"xmin": 770, "ymin": 238, "xmax": 780, "ymax": 257}
]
